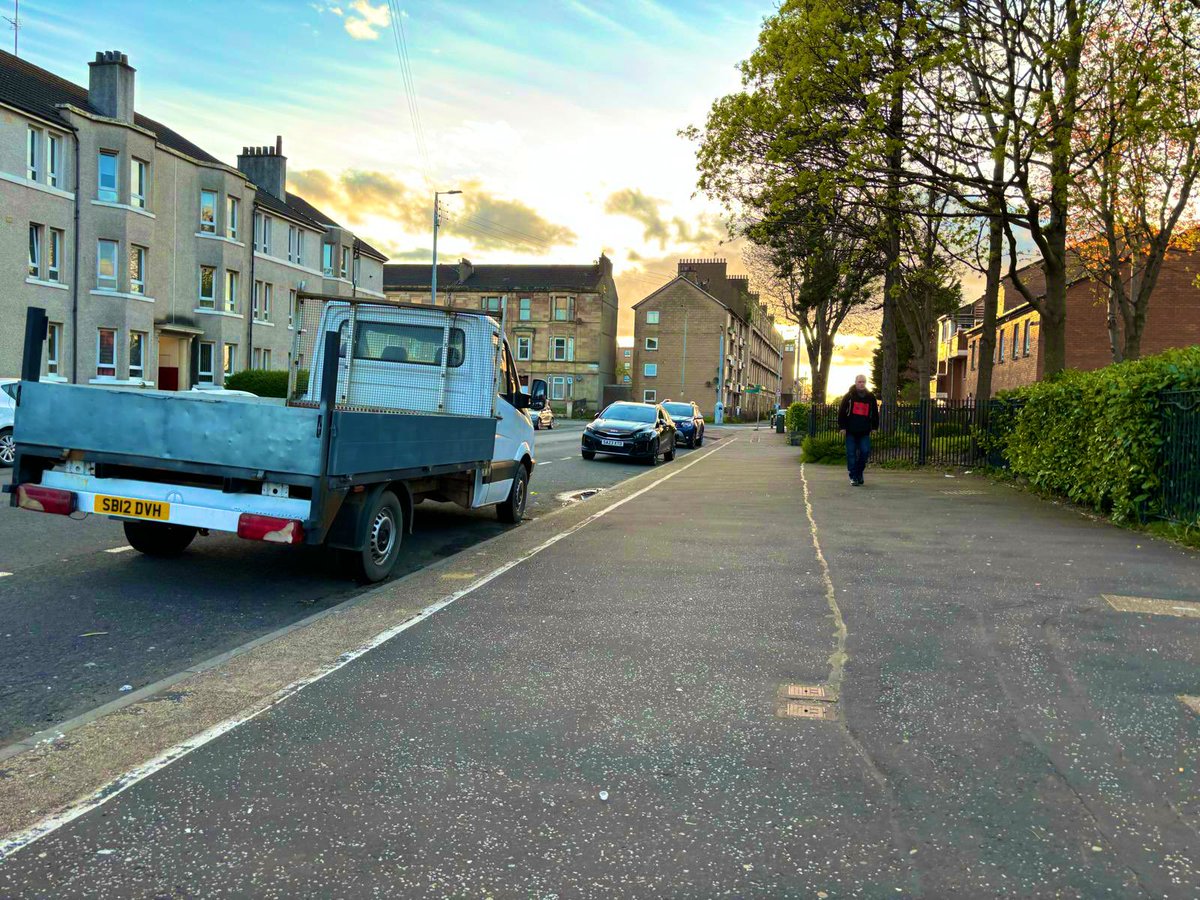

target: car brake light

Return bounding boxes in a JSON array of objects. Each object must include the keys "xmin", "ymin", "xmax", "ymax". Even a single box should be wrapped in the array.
[
  {"xmin": 237, "ymin": 513, "xmax": 304, "ymax": 544},
  {"xmin": 15, "ymin": 484, "xmax": 75, "ymax": 516}
]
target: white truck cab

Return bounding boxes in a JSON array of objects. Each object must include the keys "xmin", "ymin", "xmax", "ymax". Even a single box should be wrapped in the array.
[{"xmin": 8, "ymin": 300, "xmax": 549, "ymax": 583}]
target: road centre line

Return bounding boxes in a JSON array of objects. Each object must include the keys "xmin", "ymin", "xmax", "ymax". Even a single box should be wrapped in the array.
[
  {"xmin": 105, "ymin": 546, "xmax": 133, "ymax": 554},
  {"xmin": 0, "ymin": 438, "xmax": 734, "ymax": 862}
]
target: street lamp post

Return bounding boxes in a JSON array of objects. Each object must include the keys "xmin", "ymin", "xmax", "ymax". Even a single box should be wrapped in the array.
[{"xmin": 431, "ymin": 190, "xmax": 461, "ymax": 306}]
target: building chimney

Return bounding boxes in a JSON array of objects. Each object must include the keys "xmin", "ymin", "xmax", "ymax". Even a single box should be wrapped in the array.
[
  {"xmin": 236, "ymin": 136, "xmax": 287, "ymax": 199},
  {"xmin": 598, "ymin": 252, "xmax": 613, "ymax": 278},
  {"xmin": 88, "ymin": 51, "xmax": 135, "ymax": 124},
  {"xmin": 457, "ymin": 258, "xmax": 474, "ymax": 283}
]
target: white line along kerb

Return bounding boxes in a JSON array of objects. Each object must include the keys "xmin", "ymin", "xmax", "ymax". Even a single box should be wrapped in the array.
[{"xmin": 0, "ymin": 438, "xmax": 735, "ymax": 861}]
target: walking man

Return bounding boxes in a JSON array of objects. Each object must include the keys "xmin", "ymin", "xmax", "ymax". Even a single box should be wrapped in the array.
[{"xmin": 837, "ymin": 374, "xmax": 880, "ymax": 486}]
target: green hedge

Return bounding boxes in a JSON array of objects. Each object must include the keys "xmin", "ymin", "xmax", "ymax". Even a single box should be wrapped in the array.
[
  {"xmin": 801, "ymin": 435, "xmax": 845, "ymax": 464},
  {"xmin": 997, "ymin": 346, "xmax": 1200, "ymax": 523},
  {"xmin": 224, "ymin": 368, "xmax": 308, "ymax": 398},
  {"xmin": 785, "ymin": 401, "xmax": 811, "ymax": 434}
]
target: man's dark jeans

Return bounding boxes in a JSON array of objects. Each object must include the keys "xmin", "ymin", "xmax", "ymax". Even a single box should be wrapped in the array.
[{"xmin": 845, "ymin": 432, "xmax": 871, "ymax": 482}]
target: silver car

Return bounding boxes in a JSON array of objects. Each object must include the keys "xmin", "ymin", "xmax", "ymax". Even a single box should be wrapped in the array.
[{"xmin": 0, "ymin": 379, "xmax": 15, "ymax": 468}]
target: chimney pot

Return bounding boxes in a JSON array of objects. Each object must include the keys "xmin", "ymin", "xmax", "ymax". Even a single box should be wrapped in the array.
[
  {"xmin": 88, "ymin": 49, "xmax": 136, "ymax": 124},
  {"xmin": 236, "ymin": 137, "xmax": 288, "ymax": 198}
]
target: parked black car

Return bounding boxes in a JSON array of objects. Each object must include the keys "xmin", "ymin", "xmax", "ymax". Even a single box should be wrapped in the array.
[
  {"xmin": 662, "ymin": 401, "xmax": 705, "ymax": 448},
  {"xmin": 582, "ymin": 401, "xmax": 676, "ymax": 464}
]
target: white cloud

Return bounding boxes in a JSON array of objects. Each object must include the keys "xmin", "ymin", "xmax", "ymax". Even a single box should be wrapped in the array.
[
  {"xmin": 309, "ymin": 2, "xmax": 344, "ymax": 15},
  {"xmin": 344, "ymin": 0, "xmax": 390, "ymax": 40}
]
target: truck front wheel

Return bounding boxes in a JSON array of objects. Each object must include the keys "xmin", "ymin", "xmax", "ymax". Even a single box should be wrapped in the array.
[
  {"xmin": 124, "ymin": 521, "xmax": 197, "ymax": 558},
  {"xmin": 346, "ymin": 490, "xmax": 404, "ymax": 584},
  {"xmin": 497, "ymin": 465, "xmax": 529, "ymax": 524}
]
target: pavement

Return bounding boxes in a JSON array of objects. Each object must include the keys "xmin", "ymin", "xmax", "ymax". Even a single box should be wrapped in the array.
[
  {"xmin": 1, "ymin": 431, "xmax": 1198, "ymax": 897},
  {"xmin": 0, "ymin": 421, "xmax": 661, "ymax": 747}
]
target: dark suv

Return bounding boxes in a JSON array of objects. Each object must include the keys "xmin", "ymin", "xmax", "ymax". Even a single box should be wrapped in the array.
[
  {"xmin": 582, "ymin": 401, "xmax": 677, "ymax": 465},
  {"xmin": 662, "ymin": 401, "xmax": 705, "ymax": 448}
]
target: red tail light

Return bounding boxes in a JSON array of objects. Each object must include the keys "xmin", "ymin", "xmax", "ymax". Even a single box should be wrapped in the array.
[
  {"xmin": 15, "ymin": 484, "xmax": 76, "ymax": 516},
  {"xmin": 237, "ymin": 513, "xmax": 304, "ymax": 544}
]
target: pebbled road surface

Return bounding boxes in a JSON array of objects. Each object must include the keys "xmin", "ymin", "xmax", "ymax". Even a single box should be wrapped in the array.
[
  {"xmin": 2, "ymin": 431, "xmax": 1198, "ymax": 897},
  {"xmin": 0, "ymin": 421, "xmax": 691, "ymax": 747}
]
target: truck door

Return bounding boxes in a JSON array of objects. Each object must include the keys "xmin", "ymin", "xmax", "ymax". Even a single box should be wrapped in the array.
[{"xmin": 481, "ymin": 337, "xmax": 532, "ymax": 505}]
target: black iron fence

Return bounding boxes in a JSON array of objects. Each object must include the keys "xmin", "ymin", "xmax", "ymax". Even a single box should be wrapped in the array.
[
  {"xmin": 1160, "ymin": 390, "xmax": 1200, "ymax": 525},
  {"xmin": 802, "ymin": 392, "xmax": 1198, "ymax": 526},
  {"xmin": 806, "ymin": 398, "xmax": 992, "ymax": 467}
]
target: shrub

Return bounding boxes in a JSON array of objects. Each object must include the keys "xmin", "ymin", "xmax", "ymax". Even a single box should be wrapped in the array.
[
  {"xmin": 224, "ymin": 368, "xmax": 306, "ymax": 398},
  {"xmin": 999, "ymin": 346, "xmax": 1200, "ymax": 523},
  {"xmin": 785, "ymin": 401, "xmax": 811, "ymax": 434},
  {"xmin": 801, "ymin": 435, "xmax": 845, "ymax": 464},
  {"xmin": 932, "ymin": 421, "xmax": 965, "ymax": 438}
]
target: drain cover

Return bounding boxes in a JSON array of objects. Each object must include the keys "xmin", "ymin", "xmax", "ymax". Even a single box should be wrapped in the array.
[
  {"xmin": 556, "ymin": 489, "xmax": 601, "ymax": 503},
  {"xmin": 782, "ymin": 683, "xmax": 833, "ymax": 702},
  {"xmin": 778, "ymin": 701, "xmax": 837, "ymax": 721}
]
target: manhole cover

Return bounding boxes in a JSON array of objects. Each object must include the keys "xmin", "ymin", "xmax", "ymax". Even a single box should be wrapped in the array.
[{"xmin": 556, "ymin": 489, "xmax": 602, "ymax": 504}]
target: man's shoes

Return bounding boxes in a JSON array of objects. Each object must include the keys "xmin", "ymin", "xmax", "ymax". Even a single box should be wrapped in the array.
[{"xmin": 852, "ymin": 478, "xmax": 864, "ymax": 486}]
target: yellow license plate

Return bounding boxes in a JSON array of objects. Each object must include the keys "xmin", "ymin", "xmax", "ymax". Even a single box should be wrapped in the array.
[{"xmin": 95, "ymin": 495, "xmax": 171, "ymax": 521}]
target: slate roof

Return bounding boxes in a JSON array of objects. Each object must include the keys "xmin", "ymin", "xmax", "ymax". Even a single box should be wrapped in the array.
[
  {"xmin": 0, "ymin": 49, "xmax": 225, "ymax": 166},
  {"xmin": 354, "ymin": 237, "xmax": 388, "ymax": 262},
  {"xmin": 283, "ymin": 192, "xmax": 339, "ymax": 228},
  {"xmin": 253, "ymin": 188, "xmax": 327, "ymax": 231},
  {"xmin": 384, "ymin": 262, "xmax": 607, "ymax": 292}
]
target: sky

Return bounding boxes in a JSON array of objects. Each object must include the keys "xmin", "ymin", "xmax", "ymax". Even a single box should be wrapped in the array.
[{"xmin": 11, "ymin": 0, "xmax": 876, "ymax": 394}]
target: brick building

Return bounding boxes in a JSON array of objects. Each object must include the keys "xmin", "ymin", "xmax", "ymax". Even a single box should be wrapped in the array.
[
  {"xmin": 934, "ymin": 250, "xmax": 1200, "ymax": 400},
  {"xmin": 382, "ymin": 256, "xmax": 618, "ymax": 412},
  {"xmin": 631, "ymin": 260, "xmax": 784, "ymax": 419}
]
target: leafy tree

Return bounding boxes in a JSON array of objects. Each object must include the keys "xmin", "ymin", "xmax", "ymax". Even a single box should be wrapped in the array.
[
  {"xmin": 685, "ymin": 0, "xmax": 942, "ymax": 404},
  {"xmin": 1069, "ymin": 0, "xmax": 1200, "ymax": 362},
  {"xmin": 910, "ymin": 0, "xmax": 1108, "ymax": 378},
  {"xmin": 742, "ymin": 193, "xmax": 884, "ymax": 403},
  {"xmin": 872, "ymin": 318, "xmax": 915, "ymax": 397}
]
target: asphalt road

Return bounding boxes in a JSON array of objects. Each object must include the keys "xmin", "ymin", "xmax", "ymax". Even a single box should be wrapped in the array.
[
  {"xmin": 0, "ymin": 421, "xmax": 718, "ymax": 747},
  {"xmin": 1, "ymin": 432, "xmax": 1197, "ymax": 896}
]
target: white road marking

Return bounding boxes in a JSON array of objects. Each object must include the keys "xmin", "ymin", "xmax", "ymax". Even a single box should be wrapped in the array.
[
  {"xmin": 105, "ymin": 546, "xmax": 133, "ymax": 554},
  {"xmin": 0, "ymin": 438, "xmax": 734, "ymax": 862},
  {"xmin": 538, "ymin": 462, "xmax": 553, "ymax": 467},
  {"xmin": 0, "ymin": 572, "xmax": 11, "ymax": 578},
  {"xmin": 559, "ymin": 456, "xmax": 573, "ymax": 461}
]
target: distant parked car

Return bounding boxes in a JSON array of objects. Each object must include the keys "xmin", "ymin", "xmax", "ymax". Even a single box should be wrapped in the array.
[
  {"xmin": 0, "ymin": 379, "xmax": 14, "ymax": 468},
  {"xmin": 582, "ymin": 401, "xmax": 676, "ymax": 465},
  {"xmin": 533, "ymin": 404, "xmax": 555, "ymax": 430},
  {"xmin": 663, "ymin": 401, "xmax": 705, "ymax": 448}
]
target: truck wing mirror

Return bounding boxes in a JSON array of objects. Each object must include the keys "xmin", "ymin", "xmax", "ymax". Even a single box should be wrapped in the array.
[{"xmin": 529, "ymin": 379, "xmax": 548, "ymax": 410}]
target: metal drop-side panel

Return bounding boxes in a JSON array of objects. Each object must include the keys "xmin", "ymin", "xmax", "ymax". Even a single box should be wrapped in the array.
[
  {"xmin": 14, "ymin": 381, "xmax": 325, "ymax": 476},
  {"xmin": 327, "ymin": 411, "xmax": 495, "ymax": 475}
]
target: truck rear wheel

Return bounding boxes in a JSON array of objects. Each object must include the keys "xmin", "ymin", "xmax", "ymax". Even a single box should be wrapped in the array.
[
  {"xmin": 124, "ymin": 521, "xmax": 197, "ymax": 558},
  {"xmin": 497, "ymin": 465, "xmax": 529, "ymax": 524},
  {"xmin": 346, "ymin": 490, "xmax": 404, "ymax": 584}
]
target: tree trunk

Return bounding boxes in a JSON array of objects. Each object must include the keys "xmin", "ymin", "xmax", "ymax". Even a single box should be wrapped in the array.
[
  {"xmin": 878, "ymin": 7, "xmax": 905, "ymax": 407},
  {"xmin": 974, "ymin": 191, "xmax": 1003, "ymax": 408},
  {"xmin": 1107, "ymin": 284, "xmax": 1124, "ymax": 364},
  {"xmin": 1038, "ymin": 228, "xmax": 1070, "ymax": 377},
  {"xmin": 806, "ymin": 332, "xmax": 835, "ymax": 404}
]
